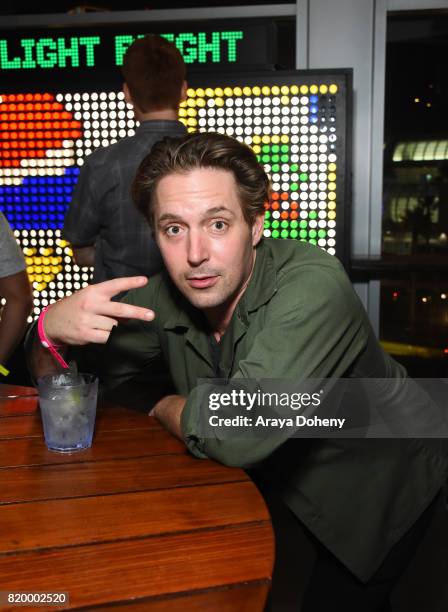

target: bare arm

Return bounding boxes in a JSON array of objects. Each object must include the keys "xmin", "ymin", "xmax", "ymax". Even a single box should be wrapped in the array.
[
  {"xmin": 73, "ymin": 246, "xmax": 95, "ymax": 268},
  {"xmin": 0, "ymin": 270, "xmax": 33, "ymax": 365},
  {"xmin": 151, "ymin": 395, "xmax": 185, "ymax": 440}
]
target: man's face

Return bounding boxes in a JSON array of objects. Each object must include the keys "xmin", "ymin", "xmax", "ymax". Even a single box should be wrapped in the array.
[{"xmin": 153, "ymin": 167, "xmax": 264, "ymax": 315}]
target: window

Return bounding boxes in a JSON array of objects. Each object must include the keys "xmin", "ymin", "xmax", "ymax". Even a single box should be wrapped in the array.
[{"xmin": 380, "ymin": 11, "xmax": 448, "ymax": 375}]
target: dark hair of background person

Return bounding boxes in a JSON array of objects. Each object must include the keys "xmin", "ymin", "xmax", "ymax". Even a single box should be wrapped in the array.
[
  {"xmin": 132, "ymin": 132, "xmax": 271, "ymax": 227},
  {"xmin": 122, "ymin": 35, "xmax": 186, "ymax": 112}
]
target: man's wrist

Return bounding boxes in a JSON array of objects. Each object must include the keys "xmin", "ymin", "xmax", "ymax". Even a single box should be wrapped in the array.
[
  {"xmin": 151, "ymin": 395, "xmax": 185, "ymax": 440},
  {"xmin": 37, "ymin": 305, "xmax": 69, "ymax": 368}
]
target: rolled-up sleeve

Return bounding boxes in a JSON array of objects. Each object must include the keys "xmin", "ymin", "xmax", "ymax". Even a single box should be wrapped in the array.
[{"xmin": 181, "ymin": 264, "xmax": 370, "ymax": 467}]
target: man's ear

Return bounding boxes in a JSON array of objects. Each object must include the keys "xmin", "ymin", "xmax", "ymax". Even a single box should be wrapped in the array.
[
  {"xmin": 123, "ymin": 82, "xmax": 133, "ymax": 106},
  {"xmin": 180, "ymin": 81, "xmax": 188, "ymax": 103},
  {"xmin": 251, "ymin": 212, "xmax": 265, "ymax": 246}
]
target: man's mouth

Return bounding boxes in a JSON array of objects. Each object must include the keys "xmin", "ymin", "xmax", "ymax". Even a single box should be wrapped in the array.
[{"xmin": 186, "ymin": 275, "xmax": 219, "ymax": 289}]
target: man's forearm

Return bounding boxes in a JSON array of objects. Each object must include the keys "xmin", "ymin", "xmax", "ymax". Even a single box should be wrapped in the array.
[
  {"xmin": 0, "ymin": 299, "xmax": 32, "ymax": 364},
  {"xmin": 151, "ymin": 395, "xmax": 185, "ymax": 440},
  {"xmin": 73, "ymin": 245, "xmax": 95, "ymax": 268}
]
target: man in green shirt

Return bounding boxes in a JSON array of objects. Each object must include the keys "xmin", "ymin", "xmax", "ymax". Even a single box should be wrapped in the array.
[{"xmin": 29, "ymin": 132, "xmax": 447, "ymax": 611}]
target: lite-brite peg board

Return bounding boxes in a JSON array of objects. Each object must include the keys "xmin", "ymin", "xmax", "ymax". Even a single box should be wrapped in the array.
[{"xmin": 0, "ymin": 70, "xmax": 351, "ymax": 318}]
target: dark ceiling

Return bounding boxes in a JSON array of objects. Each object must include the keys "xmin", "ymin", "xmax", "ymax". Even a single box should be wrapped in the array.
[{"xmin": 1, "ymin": 0, "xmax": 293, "ymax": 16}]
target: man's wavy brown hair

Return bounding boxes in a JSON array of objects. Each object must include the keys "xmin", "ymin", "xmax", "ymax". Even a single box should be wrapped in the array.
[{"xmin": 132, "ymin": 132, "xmax": 270, "ymax": 228}]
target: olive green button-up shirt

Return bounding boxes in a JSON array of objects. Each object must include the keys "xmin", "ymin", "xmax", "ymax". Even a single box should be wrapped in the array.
[{"xmin": 103, "ymin": 238, "xmax": 447, "ymax": 581}]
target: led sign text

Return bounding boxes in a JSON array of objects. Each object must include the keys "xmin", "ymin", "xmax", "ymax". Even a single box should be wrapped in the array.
[{"xmin": 0, "ymin": 31, "xmax": 244, "ymax": 70}]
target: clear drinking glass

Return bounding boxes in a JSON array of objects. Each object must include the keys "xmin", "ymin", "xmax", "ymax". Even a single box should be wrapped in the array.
[{"xmin": 38, "ymin": 373, "xmax": 98, "ymax": 453}]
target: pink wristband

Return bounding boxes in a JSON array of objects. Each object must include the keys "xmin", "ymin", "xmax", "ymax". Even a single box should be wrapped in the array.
[{"xmin": 37, "ymin": 305, "xmax": 69, "ymax": 369}]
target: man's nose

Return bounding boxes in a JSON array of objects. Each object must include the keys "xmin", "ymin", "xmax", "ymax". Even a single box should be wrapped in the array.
[{"xmin": 187, "ymin": 230, "xmax": 209, "ymax": 266}]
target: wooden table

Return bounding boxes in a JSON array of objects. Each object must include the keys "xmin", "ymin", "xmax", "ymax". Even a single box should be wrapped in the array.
[{"xmin": 0, "ymin": 384, "xmax": 274, "ymax": 611}]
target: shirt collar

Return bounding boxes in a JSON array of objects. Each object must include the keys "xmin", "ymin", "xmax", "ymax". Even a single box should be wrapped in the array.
[
  {"xmin": 239, "ymin": 239, "xmax": 278, "ymax": 316},
  {"xmin": 136, "ymin": 120, "xmax": 186, "ymax": 134}
]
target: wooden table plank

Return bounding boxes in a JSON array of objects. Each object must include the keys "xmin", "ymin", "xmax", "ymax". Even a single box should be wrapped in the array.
[
  {"xmin": 0, "ymin": 454, "xmax": 248, "ymax": 504},
  {"xmin": 0, "ymin": 426, "xmax": 185, "ymax": 468},
  {"xmin": 0, "ymin": 384, "xmax": 39, "ymax": 417},
  {"xmin": 0, "ymin": 395, "xmax": 38, "ymax": 416},
  {"xmin": 0, "ymin": 406, "xmax": 158, "ymax": 439},
  {"xmin": 85, "ymin": 581, "xmax": 270, "ymax": 611},
  {"xmin": 0, "ymin": 481, "xmax": 269, "ymax": 554},
  {"xmin": 0, "ymin": 523, "xmax": 274, "ymax": 611},
  {"xmin": 0, "ymin": 392, "xmax": 274, "ymax": 611}
]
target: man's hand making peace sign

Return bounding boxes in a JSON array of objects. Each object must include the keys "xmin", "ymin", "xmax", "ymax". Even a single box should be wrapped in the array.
[{"xmin": 42, "ymin": 276, "xmax": 155, "ymax": 347}]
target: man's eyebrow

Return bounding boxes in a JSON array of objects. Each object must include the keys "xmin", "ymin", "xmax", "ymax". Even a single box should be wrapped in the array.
[
  {"xmin": 204, "ymin": 206, "xmax": 236, "ymax": 217},
  {"xmin": 157, "ymin": 213, "xmax": 184, "ymax": 224},
  {"xmin": 157, "ymin": 207, "xmax": 236, "ymax": 225}
]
